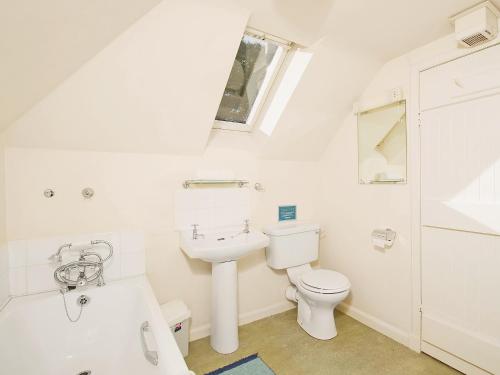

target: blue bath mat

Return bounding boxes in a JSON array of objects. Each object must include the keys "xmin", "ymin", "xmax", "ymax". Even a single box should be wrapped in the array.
[{"xmin": 205, "ymin": 354, "xmax": 275, "ymax": 375}]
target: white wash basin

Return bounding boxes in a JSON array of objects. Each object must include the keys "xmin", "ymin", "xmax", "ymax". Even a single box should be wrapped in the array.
[
  {"xmin": 179, "ymin": 227, "xmax": 269, "ymax": 354},
  {"xmin": 180, "ymin": 230, "xmax": 269, "ymax": 263}
]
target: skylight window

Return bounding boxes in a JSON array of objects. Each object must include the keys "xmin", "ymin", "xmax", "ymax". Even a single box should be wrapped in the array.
[{"xmin": 214, "ymin": 30, "xmax": 290, "ymax": 131}]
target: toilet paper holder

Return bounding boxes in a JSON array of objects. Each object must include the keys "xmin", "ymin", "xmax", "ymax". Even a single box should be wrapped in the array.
[{"xmin": 371, "ymin": 228, "xmax": 396, "ymax": 248}]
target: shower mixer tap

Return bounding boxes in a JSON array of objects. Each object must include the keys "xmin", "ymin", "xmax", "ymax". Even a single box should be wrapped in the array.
[{"xmin": 51, "ymin": 240, "xmax": 113, "ymax": 291}]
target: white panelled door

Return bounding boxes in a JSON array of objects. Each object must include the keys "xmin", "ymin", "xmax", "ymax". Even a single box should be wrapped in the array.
[{"xmin": 420, "ymin": 45, "xmax": 500, "ymax": 375}]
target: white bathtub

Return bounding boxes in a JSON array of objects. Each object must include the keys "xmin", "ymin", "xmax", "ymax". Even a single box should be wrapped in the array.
[{"xmin": 0, "ymin": 276, "xmax": 192, "ymax": 375}]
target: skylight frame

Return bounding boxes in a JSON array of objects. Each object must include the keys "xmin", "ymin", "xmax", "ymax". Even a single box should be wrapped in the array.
[{"xmin": 213, "ymin": 29, "xmax": 292, "ymax": 132}]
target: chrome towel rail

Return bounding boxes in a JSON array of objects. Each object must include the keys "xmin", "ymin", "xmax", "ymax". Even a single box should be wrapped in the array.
[
  {"xmin": 182, "ymin": 179, "xmax": 249, "ymax": 188},
  {"xmin": 140, "ymin": 321, "xmax": 159, "ymax": 366}
]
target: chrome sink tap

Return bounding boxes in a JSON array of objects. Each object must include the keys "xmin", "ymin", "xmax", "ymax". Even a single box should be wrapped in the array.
[
  {"xmin": 231, "ymin": 220, "xmax": 250, "ymax": 239},
  {"xmin": 192, "ymin": 224, "xmax": 204, "ymax": 240}
]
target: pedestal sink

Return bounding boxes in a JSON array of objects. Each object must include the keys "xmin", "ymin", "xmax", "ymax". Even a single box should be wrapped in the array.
[{"xmin": 180, "ymin": 228, "xmax": 269, "ymax": 354}]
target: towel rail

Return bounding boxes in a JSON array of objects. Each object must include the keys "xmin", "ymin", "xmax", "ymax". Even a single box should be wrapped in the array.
[{"xmin": 182, "ymin": 179, "xmax": 249, "ymax": 188}]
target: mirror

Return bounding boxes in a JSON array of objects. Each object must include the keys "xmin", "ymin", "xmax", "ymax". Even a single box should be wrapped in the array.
[{"xmin": 358, "ymin": 100, "xmax": 407, "ymax": 184}]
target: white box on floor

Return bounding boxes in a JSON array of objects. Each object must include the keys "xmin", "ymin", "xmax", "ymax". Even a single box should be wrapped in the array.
[{"xmin": 161, "ymin": 299, "xmax": 191, "ymax": 357}]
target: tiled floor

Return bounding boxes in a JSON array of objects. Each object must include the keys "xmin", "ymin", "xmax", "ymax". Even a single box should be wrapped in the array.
[{"xmin": 186, "ymin": 309, "xmax": 461, "ymax": 375}]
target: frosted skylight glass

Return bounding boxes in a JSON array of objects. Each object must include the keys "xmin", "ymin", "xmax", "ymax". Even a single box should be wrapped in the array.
[
  {"xmin": 260, "ymin": 50, "xmax": 312, "ymax": 136},
  {"xmin": 215, "ymin": 33, "xmax": 287, "ymax": 130}
]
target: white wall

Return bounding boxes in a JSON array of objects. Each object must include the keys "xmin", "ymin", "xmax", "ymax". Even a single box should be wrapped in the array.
[
  {"xmin": 4, "ymin": 132, "xmax": 319, "ymax": 337},
  {"xmin": 0, "ymin": 0, "xmax": 161, "ymax": 131},
  {"xmin": 4, "ymin": 0, "xmax": 249, "ymax": 156},
  {"xmin": 319, "ymin": 55, "xmax": 413, "ymax": 346},
  {"xmin": 0, "ymin": 132, "xmax": 8, "ymax": 307}
]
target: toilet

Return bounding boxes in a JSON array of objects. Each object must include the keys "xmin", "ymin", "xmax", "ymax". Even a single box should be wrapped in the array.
[{"xmin": 264, "ymin": 223, "xmax": 350, "ymax": 340}]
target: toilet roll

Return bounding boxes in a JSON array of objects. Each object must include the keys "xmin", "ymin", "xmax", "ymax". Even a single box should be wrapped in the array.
[{"xmin": 372, "ymin": 237, "xmax": 386, "ymax": 249}]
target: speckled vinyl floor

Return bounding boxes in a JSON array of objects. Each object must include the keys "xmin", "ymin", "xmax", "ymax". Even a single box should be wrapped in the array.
[{"xmin": 186, "ymin": 309, "xmax": 461, "ymax": 375}]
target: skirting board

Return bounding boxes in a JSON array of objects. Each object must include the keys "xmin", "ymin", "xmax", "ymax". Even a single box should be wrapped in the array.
[
  {"xmin": 338, "ymin": 302, "xmax": 411, "ymax": 348},
  {"xmin": 190, "ymin": 300, "xmax": 295, "ymax": 341},
  {"xmin": 421, "ymin": 341, "xmax": 491, "ymax": 375}
]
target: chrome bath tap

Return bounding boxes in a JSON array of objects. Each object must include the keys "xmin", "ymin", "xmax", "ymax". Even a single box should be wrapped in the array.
[{"xmin": 50, "ymin": 240, "xmax": 113, "ymax": 291}]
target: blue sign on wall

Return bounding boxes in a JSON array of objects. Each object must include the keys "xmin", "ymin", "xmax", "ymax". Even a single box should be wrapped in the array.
[{"xmin": 279, "ymin": 205, "xmax": 297, "ymax": 221}]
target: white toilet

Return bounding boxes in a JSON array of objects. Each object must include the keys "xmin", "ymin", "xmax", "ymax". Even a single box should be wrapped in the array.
[{"xmin": 264, "ymin": 223, "xmax": 350, "ymax": 340}]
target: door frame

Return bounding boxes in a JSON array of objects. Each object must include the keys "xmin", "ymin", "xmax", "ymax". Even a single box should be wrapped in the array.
[{"xmin": 408, "ymin": 35, "xmax": 500, "ymax": 360}]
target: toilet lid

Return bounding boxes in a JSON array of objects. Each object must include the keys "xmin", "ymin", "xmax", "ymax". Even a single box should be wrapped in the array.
[{"xmin": 300, "ymin": 269, "xmax": 350, "ymax": 294}]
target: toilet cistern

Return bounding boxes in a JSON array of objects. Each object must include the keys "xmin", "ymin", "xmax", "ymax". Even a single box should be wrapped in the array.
[{"xmin": 264, "ymin": 222, "xmax": 350, "ymax": 340}]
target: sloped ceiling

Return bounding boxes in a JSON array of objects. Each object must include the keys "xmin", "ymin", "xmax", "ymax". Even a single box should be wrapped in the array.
[
  {"xmin": 4, "ymin": 0, "xmax": 249, "ymax": 155},
  {"xmin": 255, "ymin": 0, "xmax": 489, "ymax": 160},
  {"xmin": 0, "ymin": 0, "xmax": 161, "ymax": 132},
  {"xmin": 2, "ymin": 0, "xmax": 495, "ymax": 160}
]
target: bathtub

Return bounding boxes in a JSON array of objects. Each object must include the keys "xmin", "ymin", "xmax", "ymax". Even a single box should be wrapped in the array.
[{"xmin": 0, "ymin": 276, "xmax": 192, "ymax": 375}]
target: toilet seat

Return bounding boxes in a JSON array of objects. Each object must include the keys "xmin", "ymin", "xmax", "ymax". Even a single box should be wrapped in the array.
[{"xmin": 299, "ymin": 269, "xmax": 350, "ymax": 294}]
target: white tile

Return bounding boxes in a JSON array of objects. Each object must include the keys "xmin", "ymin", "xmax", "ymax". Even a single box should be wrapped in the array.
[
  {"xmin": 103, "ymin": 253, "xmax": 122, "ymax": 281},
  {"xmin": 95, "ymin": 232, "xmax": 121, "ymax": 254},
  {"xmin": 9, "ymin": 267, "xmax": 27, "ymax": 295},
  {"xmin": 195, "ymin": 208, "xmax": 213, "ymax": 228},
  {"xmin": 26, "ymin": 264, "xmax": 58, "ymax": 293},
  {"xmin": 120, "ymin": 231, "xmax": 144, "ymax": 253},
  {"xmin": 215, "ymin": 206, "xmax": 236, "ymax": 227},
  {"xmin": 0, "ymin": 274, "xmax": 9, "ymax": 305},
  {"xmin": 71, "ymin": 232, "xmax": 121, "ymax": 255},
  {"xmin": 232, "ymin": 204, "xmax": 249, "ymax": 223},
  {"xmin": 193, "ymin": 189, "xmax": 215, "ymax": 209},
  {"xmin": 8, "ymin": 240, "xmax": 27, "ymax": 268},
  {"xmin": 27, "ymin": 237, "xmax": 65, "ymax": 266},
  {"xmin": 174, "ymin": 208, "xmax": 194, "ymax": 230},
  {"xmin": 0, "ymin": 244, "xmax": 8, "ymax": 273},
  {"xmin": 121, "ymin": 251, "xmax": 145, "ymax": 277}
]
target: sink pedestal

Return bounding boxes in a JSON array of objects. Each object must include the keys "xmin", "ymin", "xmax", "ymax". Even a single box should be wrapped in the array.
[{"xmin": 210, "ymin": 261, "xmax": 238, "ymax": 354}]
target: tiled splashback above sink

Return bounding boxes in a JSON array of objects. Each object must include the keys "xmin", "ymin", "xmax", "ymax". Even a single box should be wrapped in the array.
[
  {"xmin": 8, "ymin": 231, "xmax": 145, "ymax": 296},
  {"xmin": 174, "ymin": 188, "xmax": 250, "ymax": 231}
]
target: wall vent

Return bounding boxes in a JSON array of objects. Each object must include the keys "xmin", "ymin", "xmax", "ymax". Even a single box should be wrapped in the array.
[
  {"xmin": 462, "ymin": 32, "xmax": 490, "ymax": 47},
  {"xmin": 450, "ymin": 1, "xmax": 500, "ymax": 48}
]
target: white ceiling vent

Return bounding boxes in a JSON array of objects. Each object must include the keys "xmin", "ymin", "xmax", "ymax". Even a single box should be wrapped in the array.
[{"xmin": 450, "ymin": 1, "xmax": 500, "ymax": 48}]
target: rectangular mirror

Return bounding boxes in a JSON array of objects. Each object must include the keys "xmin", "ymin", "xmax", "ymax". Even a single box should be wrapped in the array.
[{"xmin": 358, "ymin": 100, "xmax": 407, "ymax": 184}]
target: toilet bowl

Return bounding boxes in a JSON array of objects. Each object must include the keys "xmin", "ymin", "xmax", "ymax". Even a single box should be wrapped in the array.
[
  {"xmin": 264, "ymin": 223, "xmax": 350, "ymax": 340},
  {"xmin": 292, "ymin": 268, "xmax": 350, "ymax": 340}
]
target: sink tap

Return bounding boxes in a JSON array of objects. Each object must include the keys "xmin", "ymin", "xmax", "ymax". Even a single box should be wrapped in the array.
[
  {"xmin": 192, "ymin": 224, "xmax": 204, "ymax": 240},
  {"xmin": 231, "ymin": 220, "xmax": 250, "ymax": 239}
]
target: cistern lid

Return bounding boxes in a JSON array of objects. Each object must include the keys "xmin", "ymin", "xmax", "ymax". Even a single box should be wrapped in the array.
[{"xmin": 264, "ymin": 222, "xmax": 320, "ymax": 237}]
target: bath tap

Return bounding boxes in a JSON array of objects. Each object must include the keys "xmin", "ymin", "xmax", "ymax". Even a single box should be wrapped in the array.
[
  {"xmin": 53, "ymin": 240, "xmax": 113, "ymax": 290},
  {"xmin": 48, "ymin": 243, "xmax": 73, "ymax": 263},
  {"xmin": 49, "ymin": 240, "xmax": 113, "ymax": 263},
  {"xmin": 76, "ymin": 270, "xmax": 88, "ymax": 287}
]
